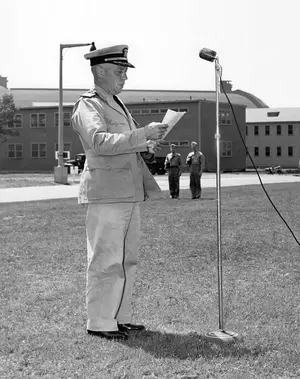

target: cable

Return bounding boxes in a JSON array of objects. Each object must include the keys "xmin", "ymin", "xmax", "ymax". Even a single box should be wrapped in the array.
[{"xmin": 219, "ymin": 75, "xmax": 300, "ymax": 247}]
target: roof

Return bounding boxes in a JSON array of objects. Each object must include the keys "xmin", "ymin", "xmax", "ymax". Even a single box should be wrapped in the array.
[
  {"xmin": 5, "ymin": 87, "xmax": 267, "ymax": 109},
  {"xmin": 31, "ymin": 102, "xmax": 75, "ymax": 107},
  {"xmin": 246, "ymin": 107, "xmax": 300, "ymax": 123},
  {"xmin": 232, "ymin": 89, "xmax": 268, "ymax": 108}
]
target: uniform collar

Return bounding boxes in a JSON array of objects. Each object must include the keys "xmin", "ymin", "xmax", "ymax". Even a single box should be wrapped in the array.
[
  {"xmin": 93, "ymin": 85, "xmax": 114, "ymax": 102},
  {"xmin": 93, "ymin": 85, "xmax": 129, "ymax": 119}
]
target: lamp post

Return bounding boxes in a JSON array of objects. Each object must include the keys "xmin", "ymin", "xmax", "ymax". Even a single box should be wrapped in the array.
[
  {"xmin": 54, "ymin": 42, "xmax": 93, "ymax": 184},
  {"xmin": 199, "ymin": 48, "xmax": 238, "ymax": 343}
]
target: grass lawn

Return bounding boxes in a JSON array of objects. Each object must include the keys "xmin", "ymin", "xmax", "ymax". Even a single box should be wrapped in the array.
[
  {"xmin": 0, "ymin": 173, "xmax": 80, "ymax": 188},
  {"xmin": 1, "ymin": 183, "xmax": 300, "ymax": 379}
]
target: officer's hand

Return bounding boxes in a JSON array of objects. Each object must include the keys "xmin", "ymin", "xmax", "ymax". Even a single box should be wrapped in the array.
[
  {"xmin": 144, "ymin": 123, "xmax": 168, "ymax": 141},
  {"xmin": 146, "ymin": 139, "xmax": 164, "ymax": 153}
]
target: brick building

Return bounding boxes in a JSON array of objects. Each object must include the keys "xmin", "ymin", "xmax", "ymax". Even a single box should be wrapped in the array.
[
  {"xmin": 0, "ymin": 83, "xmax": 265, "ymax": 172},
  {"xmin": 246, "ymin": 108, "xmax": 300, "ymax": 168}
]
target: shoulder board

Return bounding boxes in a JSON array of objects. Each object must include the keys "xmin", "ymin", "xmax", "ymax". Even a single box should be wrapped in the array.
[{"xmin": 80, "ymin": 90, "xmax": 98, "ymax": 98}]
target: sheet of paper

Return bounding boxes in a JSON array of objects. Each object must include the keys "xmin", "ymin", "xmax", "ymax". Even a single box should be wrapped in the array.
[{"xmin": 162, "ymin": 109, "xmax": 186, "ymax": 138}]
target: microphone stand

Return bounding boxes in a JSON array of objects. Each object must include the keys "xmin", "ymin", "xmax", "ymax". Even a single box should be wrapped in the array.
[{"xmin": 204, "ymin": 55, "xmax": 238, "ymax": 343}]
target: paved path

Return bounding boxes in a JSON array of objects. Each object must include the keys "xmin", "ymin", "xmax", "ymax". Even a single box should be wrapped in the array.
[{"xmin": 0, "ymin": 173, "xmax": 299, "ymax": 203}]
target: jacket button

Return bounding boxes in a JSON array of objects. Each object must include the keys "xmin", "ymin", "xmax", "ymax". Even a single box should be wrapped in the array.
[{"xmin": 106, "ymin": 166, "xmax": 110, "ymax": 170}]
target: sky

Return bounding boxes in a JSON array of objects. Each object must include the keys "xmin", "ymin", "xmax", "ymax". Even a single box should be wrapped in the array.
[{"xmin": 1, "ymin": 0, "xmax": 300, "ymax": 108}]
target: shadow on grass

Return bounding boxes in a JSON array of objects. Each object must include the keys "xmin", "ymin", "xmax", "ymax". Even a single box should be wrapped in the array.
[
  {"xmin": 121, "ymin": 330, "xmax": 268, "ymax": 361},
  {"xmin": 177, "ymin": 197, "xmax": 216, "ymax": 202},
  {"xmin": 148, "ymin": 196, "xmax": 216, "ymax": 203}
]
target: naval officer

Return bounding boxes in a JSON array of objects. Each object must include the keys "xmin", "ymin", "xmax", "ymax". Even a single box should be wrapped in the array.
[{"xmin": 72, "ymin": 43, "xmax": 168, "ymax": 340}]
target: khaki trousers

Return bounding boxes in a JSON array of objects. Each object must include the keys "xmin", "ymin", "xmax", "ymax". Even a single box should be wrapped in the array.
[
  {"xmin": 86, "ymin": 202, "xmax": 140, "ymax": 331},
  {"xmin": 168, "ymin": 167, "xmax": 180, "ymax": 198}
]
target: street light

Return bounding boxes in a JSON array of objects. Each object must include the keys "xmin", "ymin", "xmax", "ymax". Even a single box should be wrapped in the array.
[{"xmin": 54, "ymin": 42, "xmax": 94, "ymax": 184}]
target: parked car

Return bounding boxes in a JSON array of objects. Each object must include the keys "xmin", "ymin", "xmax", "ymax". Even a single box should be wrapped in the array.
[
  {"xmin": 64, "ymin": 153, "xmax": 86, "ymax": 173},
  {"xmin": 140, "ymin": 152, "xmax": 166, "ymax": 175},
  {"xmin": 265, "ymin": 165, "xmax": 283, "ymax": 174}
]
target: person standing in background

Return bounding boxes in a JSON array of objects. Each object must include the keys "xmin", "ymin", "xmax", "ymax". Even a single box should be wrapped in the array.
[
  {"xmin": 164, "ymin": 144, "xmax": 182, "ymax": 199},
  {"xmin": 186, "ymin": 141, "xmax": 205, "ymax": 199}
]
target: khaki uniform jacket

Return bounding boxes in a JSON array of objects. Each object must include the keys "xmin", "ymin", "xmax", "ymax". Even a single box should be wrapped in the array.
[
  {"xmin": 164, "ymin": 152, "xmax": 182, "ymax": 169},
  {"xmin": 186, "ymin": 151, "xmax": 205, "ymax": 174},
  {"xmin": 72, "ymin": 86, "xmax": 161, "ymax": 204}
]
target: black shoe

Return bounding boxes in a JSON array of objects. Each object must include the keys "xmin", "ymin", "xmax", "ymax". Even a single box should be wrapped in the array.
[
  {"xmin": 118, "ymin": 323, "xmax": 145, "ymax": 332},
  {"xmin": 87, "ymin": 330, "xmax": 128, "ymax": 340}
]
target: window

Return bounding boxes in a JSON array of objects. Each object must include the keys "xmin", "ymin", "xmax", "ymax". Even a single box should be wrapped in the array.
[
  {"xmin": 219, "ymin": 110, "xmax": 232, "ymax": 125},
  {"xmin": 31, "ymin": 113, "xmax": 46, "ymax": 128},
  {"xmin": 6, "ymin": 114, "xmax": 23, "ymax": 129},
  {"xmin": 265, "ymin": 146, "xmax": 270, "ymax": 157},
  {"xmin": 265, "ymin": 125, "xmax": 270, "ymax": 135},
  {"xmin": 55, "ymin": 142, "xmax": 71, "ymax": 153},
  {"xmin": 162, "ymin": 140, "xmax": 189, "ymax": 147},
  {"xmin": 277, "ymin": 146, "xmax": 281, "ymax": 156},
  {"xmin": 288, "ymin": 124, "xmax": 293, "ymax": 135},
  {"xmin": 220, "ymin": 141, "xmax": 232, "ymax": 157},
  {"xmin": 31, "ymin": 143, "xmax": 47, "ymax": 158},
  {"xmin": 267, "ymin": 111, "xmax": 280, "ymax": 117},
  {"xmin": 254, "ymin": 147, "xmax": 259, "ymax": 156},
  {"xmin": 288, "ymin": 146, "xmax": 293, "ymax": 156},
  {"xmin": 126, "ymin": 107, "xmax": 187, "ymax": 115},
  {"xmin": 254, "ymin": 125, "xmax": 259, "ymax": 135},
  {"xmin": 8, "ymin": 143, "xmax": 23, "ymax": 159},
  {"xmin": 219, "ymin": 111, "xmax": 226, "ymax": 124},
  {"xmin": 131, "ymin": 109, "xmax": 141, "ymax": 115},
  {"xmin": 54, "ymin": 112, "xmax": 71, "ymax": 127},
  {"xmin": 179, "ymin": 140, "xmax": 190, "ymax": 147},
  {"xmin": 14, "ymin": 114, "xmax": 23, "ymax": 128},
  {"xmin": 277, "ymin": 125, "xmax": 281, "ymax": 135}
]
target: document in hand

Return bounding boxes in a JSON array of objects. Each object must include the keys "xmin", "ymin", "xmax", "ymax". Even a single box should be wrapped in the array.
[{"xmin": 162, "ymin": 109, "xmax": 186, "ymax": 138}]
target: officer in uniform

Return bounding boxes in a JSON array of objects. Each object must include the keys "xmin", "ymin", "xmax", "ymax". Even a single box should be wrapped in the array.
[
  {"xmin": 72, "ymin": 43, "xmax": 168, "ymax": 340},
  {"xmin": 164, "ymin": 144, "xmax": 182, "ymax": 199}
]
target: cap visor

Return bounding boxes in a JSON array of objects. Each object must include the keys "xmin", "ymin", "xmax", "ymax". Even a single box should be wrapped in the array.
[{"xmin": 109, "ymin": 60, "xmax": 135, "ymax": 68}]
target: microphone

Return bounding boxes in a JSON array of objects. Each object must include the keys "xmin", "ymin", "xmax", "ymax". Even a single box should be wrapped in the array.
[{"xmin": 199, "ymin": 48, "xmax": 217, "ymax": 62}]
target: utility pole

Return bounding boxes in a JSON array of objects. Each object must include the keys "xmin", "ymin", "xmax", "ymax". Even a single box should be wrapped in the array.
[{"xmin": 54, "ymin": 42, "xmax": 93, "ymax": 184}]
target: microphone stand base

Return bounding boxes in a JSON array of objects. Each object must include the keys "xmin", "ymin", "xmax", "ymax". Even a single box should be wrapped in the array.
[{"xmin": 204, "ymin": 330, "xmax": 239, "ymax": 343}]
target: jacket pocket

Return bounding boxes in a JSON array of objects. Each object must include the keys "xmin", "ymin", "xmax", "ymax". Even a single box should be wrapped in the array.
[{"xmin": 84, "ymin": 166, "xmax": 134, "ymax": 200}]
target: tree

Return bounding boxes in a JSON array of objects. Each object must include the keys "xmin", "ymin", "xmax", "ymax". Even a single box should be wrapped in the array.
[{"xmin": 0, "ymin": 94, "xmax": 20, "ymax": 143}]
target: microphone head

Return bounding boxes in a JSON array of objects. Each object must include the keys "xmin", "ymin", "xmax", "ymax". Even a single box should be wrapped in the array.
[{"xmin": 199, "ymin": 48, "xmax": 217, "ymax": 62}]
